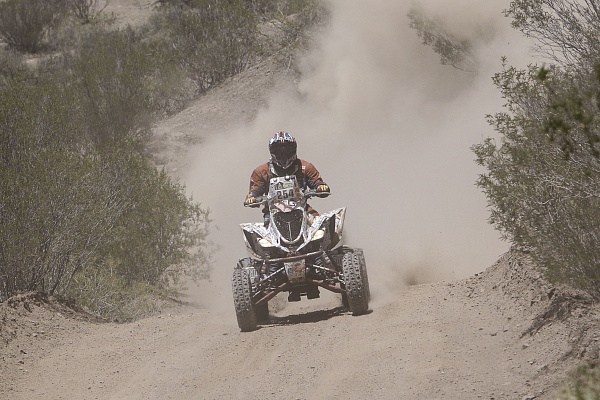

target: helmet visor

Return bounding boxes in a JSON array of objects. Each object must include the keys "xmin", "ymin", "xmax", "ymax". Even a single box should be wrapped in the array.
[{"xmin": 271, "ymin": 144, "xmax": 297, "ymax": 169}]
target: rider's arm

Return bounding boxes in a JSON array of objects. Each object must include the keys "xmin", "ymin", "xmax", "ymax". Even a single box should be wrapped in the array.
[
  {"xmin": 302, "ymin": 161, "xmax": 328, "ymax": 190},
  {"xmin": 248, "ymin": 163, "xmax": 270, "ymax": 198}
]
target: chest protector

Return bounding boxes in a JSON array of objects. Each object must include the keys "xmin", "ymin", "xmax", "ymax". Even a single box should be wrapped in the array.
[{"xmin": 267, "ymin": 160, "xmax": 309, "ymax": 191}]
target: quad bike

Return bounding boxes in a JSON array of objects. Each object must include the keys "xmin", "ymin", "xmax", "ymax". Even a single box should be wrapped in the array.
[{"xmin": 232, "ymin": 175, "xmax": 370, "ymax": 332}]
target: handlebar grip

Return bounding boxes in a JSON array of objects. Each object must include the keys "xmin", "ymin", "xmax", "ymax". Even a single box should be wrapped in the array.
[
  {"xmin": 304, "ymin": 190, "xmax": 330, "ymax": 199},
  {"xmin": 244, "ymin": 196, "xmax": 265, "ymax": 208}
]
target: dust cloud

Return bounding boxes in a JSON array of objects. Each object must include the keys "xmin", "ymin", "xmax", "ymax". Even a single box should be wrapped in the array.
[{"xmin": 182, "ymin": 0, "xmax": 532, "ymax": 311}]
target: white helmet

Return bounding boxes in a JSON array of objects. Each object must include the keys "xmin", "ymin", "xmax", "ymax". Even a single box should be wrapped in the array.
[{"xmin": 269, "ymin": 131, "xmax": 297, "ymax": 169}]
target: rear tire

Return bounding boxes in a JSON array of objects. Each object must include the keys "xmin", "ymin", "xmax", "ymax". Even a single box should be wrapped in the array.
[
  {"xmin": 342, "ymin": 248, "xmax": 370, "ymax": 315},
  {"xmin": 232, "ymin": 267, "xmax": 258, "ymax": 332}
]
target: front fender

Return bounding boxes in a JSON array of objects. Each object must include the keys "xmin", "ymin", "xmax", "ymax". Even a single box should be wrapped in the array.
[
  {"xmin": 240, "ymin": 223, "xmax": 268, "ymax": 260},
  {"xmin": 304, "ymin": 207, "xmax": 346, "ymax": 250}
]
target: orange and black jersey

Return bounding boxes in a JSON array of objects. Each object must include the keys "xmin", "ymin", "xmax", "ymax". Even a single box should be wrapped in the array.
[{"xmin": 248, "ymin": 159, "xmax": 327, "ymax": 198}]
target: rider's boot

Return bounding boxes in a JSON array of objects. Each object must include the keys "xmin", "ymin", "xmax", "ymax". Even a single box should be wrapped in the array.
[
  {"xmin": 288, "ymin": 291, "xmax": 301, "ymax": 302},
  {"xmin": 306, "ymin": 285, "xmax": 320, "ymax": 299}
]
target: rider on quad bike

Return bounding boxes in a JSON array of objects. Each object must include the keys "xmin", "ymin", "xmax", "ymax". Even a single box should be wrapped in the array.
[
  {"xmin": 244, "ymin": 131, "xmax": 330, "ymax": 302},
  {"xmin": 244, "ymin": 131, "xmax": 330, "ymax": 226},
  {"xmin": 233, "ymin": 131, "xmax": 370, "ymax": 332}
]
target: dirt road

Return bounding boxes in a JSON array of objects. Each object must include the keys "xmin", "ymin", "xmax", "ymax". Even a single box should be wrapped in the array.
[
  {"xmin": 0, "ymin": 284, "xmax": 536, "ymax": 400},
  {"xmin": 1, "ymin": 253, "xmax": 580, "ymax": 400}
]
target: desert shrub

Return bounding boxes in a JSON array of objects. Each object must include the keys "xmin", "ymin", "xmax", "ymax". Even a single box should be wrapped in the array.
[
  {"xmin": 473, "ymin": 60, "xmax": 600, "ymax": 296},
  {"xmin": 47, "ymin": 26, "xmax": 188, "ymax": 146},
  {"xmin": 274, "ymin": 0, "xmax": 329, "ymax": 51},
  {"xmin": 472, "ymin": 0, "xmax": 600, "ymax": 297},
  {"xmin": 0, "ymin": 49, "xmax": 30, "ymax": 84},
  {"xmin": 64, "ymin": 150, "xmax": 211, "ymax": 319},
  {"xmin": 68, "ymin": 271, "xmax": 174, "ymax": 321},
  {"xmin": 0, "ymin": 34, "xmax": 211, "ymax": 317},
  {"xmin": 68, "ymin": 0, "xmax": 108, "ymax": 24},
  {"xmin": 152, "ymin": 0, "xmax": 260, "ymax": 93},
  {"xmin": 0, "ymin": 79, "xmax": 211, "ymax": 312},
  {"xmin": 66, "ymin": 28, "xmax": 156, "ymax": 146},
  {"xmin": 558, "ymin": 362, "xmax": 600, "ymax": 400},
  {"xmin": 407, "ymin": 5, "xmax": 476, "ymax": 72},
  {"xmin": 0, "ymin": 74, "xmax": 118, "ymax": 298},
  {"xmin": 92, "ymin": 153, "xmax": 212, "ymax": 288},
  {"xmin": 0, "ymin": 0, "xmax": 67, "ymax": 53},
  {"xmin": 506, "ymin": 0, "xmax": 600, "ymax": 68},
  {"xmin": 46, "ymin": 6, "xmax": 116, "ymax": 52}
]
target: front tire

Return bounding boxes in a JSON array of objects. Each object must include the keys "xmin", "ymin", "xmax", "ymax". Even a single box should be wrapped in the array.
[
  {"xmin": 342, "ymin": 248, "xmax": 370, "ymax": 315},
  {"xmin": 356, "ymin": 249, "xmax": 371, "ymax": 303},
  {"xmin": 232, "ymin": 267, "xmax": 258, "ymax": 332}
]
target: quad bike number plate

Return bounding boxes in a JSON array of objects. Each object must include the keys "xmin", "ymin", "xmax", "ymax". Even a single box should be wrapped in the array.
[{"xmin": 285, "ymin": 259, "xmax": 306, "ymax": 283}]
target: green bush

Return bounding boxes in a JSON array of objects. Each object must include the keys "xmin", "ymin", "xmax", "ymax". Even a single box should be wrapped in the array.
[
  {"xmin": 92, "ymin": 152, "xmax": 212, "ymax": 289},
  {"xmin": 407, "ymin": 5, "xmax": 475, "ymax": 72},
  {"xmin": 61, "ymin": 28, "xmax": 159, "ymax": 146},
  {"xmin": 473, "ymin": 60, "xmax": 600, "ymax": 296},
  {"xmin": 275, "ymin": 0, "xmax": 329, "ymax": 52},
  {"xmin": 68, "ymin": 0, "xmax": 108, "ymax": 24},
  {"xmin": 558, "ymin": 362, "xmax": 600, "ymax": 400},
  {"xmin": 472, "ymin": 1, "xmax": 600, "ymax": 298},
  {"xmin": 506, "ymin": 0, "xmax": 600, "ymax": 68},
  {"xmin": 0, "ymin": 73, "xmax": 117, "ymax": 298},
  {"xmin": 0, "ymin": 31, "xmax": 211, "ymax": 318},
  {"xmin": 152, "ymin": 0, "xmax": 261, "ymax": 93},
  {"xmin": 0, "ymin": 0, "xmax": 66, "ymax": 53},
  {"xmin": 0, "ymin": 75, "xmax": 211, "ymax": 313},
  {"xmin": 65, "ymin": 150, "xmax": 212, "ymax": 319}
]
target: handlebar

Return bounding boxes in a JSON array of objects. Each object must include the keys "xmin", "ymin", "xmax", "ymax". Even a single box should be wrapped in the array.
[
  {"xmin": 244, "ymin": 197, "xmax": 265, "ymax": 208},
  {"xmin": 243, "ymin": 190, "xmax": 330, "ymax": 207},
  {"xmin": 305, "ymin": 190, "xmax": 331, "ymax": 199}
]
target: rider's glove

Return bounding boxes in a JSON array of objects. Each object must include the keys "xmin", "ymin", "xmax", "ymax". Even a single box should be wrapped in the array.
[
  {"xmin": 316, "ymin": 184, "xmax": 330, "ymax": 193},
  {"xmin": 244, "ymin": 195, "xmax": 257, "ymax": 206}
]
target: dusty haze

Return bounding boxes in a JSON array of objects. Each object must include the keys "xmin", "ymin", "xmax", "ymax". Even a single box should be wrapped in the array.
[{"xmin": 182, "ymin": 0, "xmax": 532, "ymax": 311}]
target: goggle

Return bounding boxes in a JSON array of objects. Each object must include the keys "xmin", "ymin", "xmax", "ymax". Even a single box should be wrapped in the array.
[{"xmin": 271, "ymin": 147, "xmax": 296, "ymax": 160}]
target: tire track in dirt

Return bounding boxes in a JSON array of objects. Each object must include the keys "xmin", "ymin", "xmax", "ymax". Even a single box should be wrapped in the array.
[{"xmin": 2, "ymin": 276, "xmax": 557, "ymax": 400}]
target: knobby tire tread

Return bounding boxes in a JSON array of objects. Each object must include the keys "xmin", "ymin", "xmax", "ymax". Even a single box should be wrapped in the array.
[
  {"xmin": 232, "ymin": 267, "xmax": 258, "ymax": 332},
  {"xmin": 342, "ymin": 249, "xmax": 370, "ymax": 315}
]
